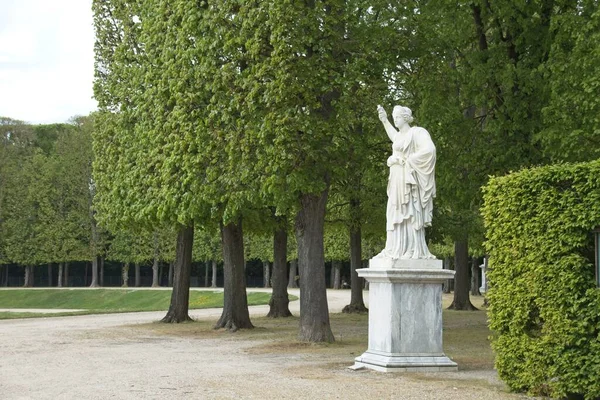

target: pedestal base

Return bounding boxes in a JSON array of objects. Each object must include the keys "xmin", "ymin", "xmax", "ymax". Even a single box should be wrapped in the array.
[
  {"xmin": 353, "ymin": 352, "xmax": 457, "ymax": 372},
  {"xmin": 352, "ymin": 258, "xmax": 457, "ymax": 373}
]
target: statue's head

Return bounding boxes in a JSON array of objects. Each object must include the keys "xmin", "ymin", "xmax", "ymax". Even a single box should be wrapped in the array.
[{"xmin": 392, "ymin": 106, "xmax": 413, "ymax": 128}]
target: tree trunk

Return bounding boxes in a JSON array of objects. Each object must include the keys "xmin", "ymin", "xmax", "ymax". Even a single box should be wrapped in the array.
[
  {"xmin": 161, "ymin": 225, "xmax": 194, "ymax": 323},
  {"xmin": 442, "ymin": 257, "xmax": 451, "ymax": 293},
  {"xmin": 23, "ymin": 265, "xmax": 34, "ymax": 287},
  {"xmin": 47, "ymin": 263, "xmax": 53, "ymax": 287},
  {"xmin": 296, "ymin": 189, "xmax": 335, "ymax": 342},
  {"xmin": 100, "ymin": 257, "xmax": 105, "ymax": 287},
  {"xmin": 5, "ymin": 265, "xmax": 9, "ymax": 287},
  {"xmin": 58, "ymin": 263, "xmax": 64, "ymax": 288},
  {"xmin": 90, "ymin": 256, "xmax": 99, "ymax": 287},
  {"xmin": 288, "ymin": 259, "xmax": 298, "ymax": 288},
  {"xmin": 122, "ymin": 263, "xmax": 129, "ymax": 287},
  {"xmin": 215, "ymin": 219, "xmax": 253, "ymax": 331},
  {"xmin": 64, "ymin": 262, "xmax": 69, "ymax": 287},
  {"xmin": 363, "ymin": 260, "xmax": 369, "ymax": 289},
  {"xmin": 448, "ymin": 240, "xmax": 478, "ymax": 310},
  {"xmin": 152, "ymin": 231, "xmax": 160, "ymax": 287},
  {"xmin": 0, "ymin": 265, "xmax": 4, "ymax": 287},
  {"xmin": 204, "ymin": 261, "xmax": 209, "ymax": 287},
  {"xmin": 343, "ymin": 225, "xmax": 367, "ymax": 313},
  {"xmin": 330, "ymin": 262, "xmax": 335, "ymax": 288},
  {"xmin": 211, "ymin": 260, "xmax": 217, "ymax": 288},
  {"xmin": 89, "ymin": 190, "xmax": 99, "ymax": 285},
  {"xmin": 168, "ymin": 261, "xmax": 174, "ymax": 287},
  {"xmin": 263, "ymin": 260, "xmax": 270, "ymax": 288},
  {"xmin": 470, "ymin": 257, "xmax": 481, "ymax": 296},
  {"xmin": 267, "ymin": 226, "xmax": 292, "ymax": 318},
  {"xmin": 134, "ymin": 263, "xmax": 140, "ymax": 287},
  {"xmin": 152, "ymin": 258, "xmax": 160, "ymax": 287},
  {"xmin": 332, "ymin": 260, "xmax": 341, "ymax": 289}
]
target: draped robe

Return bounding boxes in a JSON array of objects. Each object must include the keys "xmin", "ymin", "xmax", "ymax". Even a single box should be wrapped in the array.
[{"xmin": 381, "ymin": 126, "xmax": 436, "ymax": 259}]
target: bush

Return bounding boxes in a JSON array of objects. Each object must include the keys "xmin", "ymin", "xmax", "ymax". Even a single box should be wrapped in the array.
[{"xmin": 482, "ymin": 160, "xmax": 600, "ymax": 399}]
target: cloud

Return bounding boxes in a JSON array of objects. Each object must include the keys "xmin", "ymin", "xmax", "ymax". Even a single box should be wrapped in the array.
[{"xmin": 0, "ymin": 0, "xmax": 97, "ymax": 124}]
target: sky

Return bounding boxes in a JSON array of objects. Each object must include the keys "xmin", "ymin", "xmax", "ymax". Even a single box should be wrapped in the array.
[{"xmin": 0, "ymin": 0, "xmax": 97, "ymax": 124}]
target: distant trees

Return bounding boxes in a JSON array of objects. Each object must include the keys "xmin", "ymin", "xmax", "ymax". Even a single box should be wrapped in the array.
[{"xmin": 0, "ymin": 118, "xmax": 101, "ymax": 286}]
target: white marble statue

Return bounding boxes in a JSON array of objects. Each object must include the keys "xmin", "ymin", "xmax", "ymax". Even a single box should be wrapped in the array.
[{"xmin": 375, "ymin": 105, "xmax": 436, "ymax": 260}]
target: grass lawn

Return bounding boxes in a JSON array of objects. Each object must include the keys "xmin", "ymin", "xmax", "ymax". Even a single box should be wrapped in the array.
[{"xmin": 0, "ymin": 289, "xmax": 276, "ymax": 319}]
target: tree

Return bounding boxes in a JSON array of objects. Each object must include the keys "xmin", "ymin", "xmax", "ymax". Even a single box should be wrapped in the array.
[
  {"xmin": 402, "ymin": 0, "xmax": 570, "ymax": 309},
  {"xmin": 0, "ymin": 118, "xmax": 34, "ymax": 271},
  {"xmin": 539, "ymin": 3, "xmax": 600, "ymax": 162},
  {"xmin": 93, "ymin": 0, "xmax": 199, "ymax": 321},
  {"xmin": 93, "ymin": 0, "xmax": 256, "ymax": 327},
  {"xmin": 232, "ymin": 0, "xmax": 413, "ymax": 342}
]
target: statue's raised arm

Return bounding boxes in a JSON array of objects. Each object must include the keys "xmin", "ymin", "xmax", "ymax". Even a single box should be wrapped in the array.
[{"xmin": 377, "ymin": 105, "xmax": 398, "ymax": 142}]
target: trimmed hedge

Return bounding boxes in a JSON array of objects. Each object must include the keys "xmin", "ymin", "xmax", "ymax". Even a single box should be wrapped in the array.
[{"xmin": 482, "ymin": 160, "xmax": 600, "ymax": 399}]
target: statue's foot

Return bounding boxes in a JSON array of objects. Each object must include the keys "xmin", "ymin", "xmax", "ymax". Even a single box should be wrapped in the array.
[{"xmin": 400, "ymin": 252, "xmax": 413, "ymax": 260}]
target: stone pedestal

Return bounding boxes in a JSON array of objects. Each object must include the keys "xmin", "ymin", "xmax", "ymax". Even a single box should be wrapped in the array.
[
  {"xmin": 352, "ymin": 258, "xmax": 457, "ymax": 372},
  {"xmin": 479, "ymin": 263, "xmax": 487, "ymax": 294}
]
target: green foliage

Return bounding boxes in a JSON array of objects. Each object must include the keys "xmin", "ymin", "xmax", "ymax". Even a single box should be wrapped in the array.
[
  {"xmin": 324, "ymin": 225, "xmax": 349, "ymax": 261},
  {"xmin": 193, "ymin": 226, "xmax": 222, "ymax": 262},
  {"xmin": 482, "ymin": 160, "xmax": 600, "ymax": 398},
  {"xmin": 540, "ymin": 5, "xmax": 600, "ymax": 162},
  {"xmin": 245, "ymin": 232, "xmax": 273, "ymax": 262},
  {"xmin": 406, "ymin": 0, "xmax": 558, "ymax": 244},
  {"xmin": 0, "ymin": 119, "xmax": 98, "ymax": 266}
]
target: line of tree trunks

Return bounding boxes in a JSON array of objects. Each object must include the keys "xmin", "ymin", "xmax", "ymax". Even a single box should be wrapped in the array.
[
  {"xmin": 448, "ymin": 240, "xmax": 478, "ymax": 310},
  {"xmin": 343, "ymin": 225, "xmax": 367, "ymax": 313},
  {"xmin": 215, "ymin": 219, "xmax": 253, "ymax": 331},
  {"xmin": 288, "ymin": 259, "xmax": 298, "ymax": 288},
  {"xmin": 161, "ymin": 225, "xmax": 194, "ymax": 323},
  {"xmin": 296, "ymin": 189, "xmax": 335, "ymax": 342},
  {"xmin": 267, "ymin": 226, "xmax": 292, "ymax": 318}
]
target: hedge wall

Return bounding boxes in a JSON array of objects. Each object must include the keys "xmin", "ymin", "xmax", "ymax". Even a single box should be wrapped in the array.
[{"xmin": 482, "ymin": 160, "xmax": 600, "ymax": 399}]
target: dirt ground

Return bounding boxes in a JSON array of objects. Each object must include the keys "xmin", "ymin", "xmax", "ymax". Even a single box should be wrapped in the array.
[{"xmin": 0, "ymin": 288, "xmax": 533, "ymax": 400}]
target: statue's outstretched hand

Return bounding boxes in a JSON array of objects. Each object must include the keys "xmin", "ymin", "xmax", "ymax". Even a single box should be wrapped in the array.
[{"xmin": 377, "ymin": 105, "xmax": 387, "ymax": 122}]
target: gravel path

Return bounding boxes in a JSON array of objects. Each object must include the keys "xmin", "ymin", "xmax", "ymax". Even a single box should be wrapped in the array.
[{"xmin": 0, "ymin": 288, "xmax": 530, "ymax": 400}]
